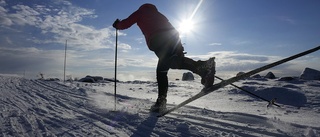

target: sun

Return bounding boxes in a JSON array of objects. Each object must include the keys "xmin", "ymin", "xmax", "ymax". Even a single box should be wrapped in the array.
[
  {"xmin": 178, "ymin": 19, "xmax": 194, "ymax": 34},
  {"xmin": 178, "ymin": 0, "xmax": 203, "ymax": 35}
]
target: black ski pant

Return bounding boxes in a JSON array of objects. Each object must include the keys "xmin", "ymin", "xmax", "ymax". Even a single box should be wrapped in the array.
[{"xmin": 150, "ymin": 30, "xmax": 198, "ymax": 99}]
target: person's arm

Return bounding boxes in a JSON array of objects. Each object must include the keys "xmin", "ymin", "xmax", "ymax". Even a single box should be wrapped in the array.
[{"xmin": 113, "ymin": 10, "xmax": 141, "ymax": 30}]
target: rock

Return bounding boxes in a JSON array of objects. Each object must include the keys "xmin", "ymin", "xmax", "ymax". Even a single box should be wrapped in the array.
[
  {"xmin": 182, "ymin": 72, "xmax": 194, "ymax": 81},
  {"xmin": 236, "ymin": 72, "xmax": 245, "ymax": 77},
  {"xmin": 79, "ymin": 75, "xmax": 104, "ymax": 83},
  {"xmin": 45, "ymin": 78, "xmax": 60, "ymax": 81},
  {"xmin": 104, "ymin": 78, "xmax": 119, "ymax": 82},
  {"xmin": 87, "ymin": 75, "xmax": 103, "ymax": 81},
  {"xmin": 265, "ymin": 72, "xmax": 276, "ymax": 79},
  {"xmin": 79, "ymin": 77, "xmax": 95, "ymax": 83},
  {"xmin": 252, "ymin": 74, "xmax": 262, "ymax": 78},
  {"xmin": 300, "ymin": 67, "xmax": 320, "ymax": 80},
  {"xmin": 278, "ymin": 77, "xmax": 295, "ymax": 81},
  {"xmin": 236, "ymin": 72, "xmax": 248, "ymax": 80}
]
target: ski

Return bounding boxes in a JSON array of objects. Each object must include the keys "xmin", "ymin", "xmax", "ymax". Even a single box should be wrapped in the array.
[{"xmin": 158, "ymin": 45, "xmax": 320, "ymax": 117}]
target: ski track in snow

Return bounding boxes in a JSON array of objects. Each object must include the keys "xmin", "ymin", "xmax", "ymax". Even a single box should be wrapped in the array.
[{"xmin": 0, "ymin": 75, "xmax": 319, "ymax": 137}]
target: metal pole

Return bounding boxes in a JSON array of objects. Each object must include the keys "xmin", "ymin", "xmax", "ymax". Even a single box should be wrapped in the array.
[
  {"xmin": 64, "ymin": 40, "xmax": 67, "ymax": 83},
  {"xmin": 114, "ymin": 30, "xmax": 118, "ymax": 111}
]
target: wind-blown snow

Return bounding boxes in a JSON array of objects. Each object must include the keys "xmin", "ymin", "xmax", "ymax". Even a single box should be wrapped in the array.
[{"xmin": 0, "ymin": 74, "xmax": 319, "ymax": 136}]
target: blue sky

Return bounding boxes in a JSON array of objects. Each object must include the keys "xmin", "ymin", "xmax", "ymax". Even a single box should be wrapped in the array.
[{"xmin": 0, "ymin": 0, "xmax": 319, "ymax": 80}]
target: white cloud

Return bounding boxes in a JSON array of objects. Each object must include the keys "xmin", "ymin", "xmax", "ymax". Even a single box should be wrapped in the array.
[
  {"xmin": 233, "ymin": 40, "xmax": 254, "ymax": 46},
  {"xmin": 0, "ymin": 0, "xmax": 6, "ymax": 6},
  {"xmin": 53, "ymin": 0, "xmax": 72, "ymax": 6},
  {"xmin": 118, "ymin": 43, "xmax": 132, "ymax": 51},
  {"xmin": 9, "ymin": 4, "xmax": 41, "ymax": 26},
  {"xmin": 0, "ymin": 47, "xmax": 64, "ymax": 77},
  {"xmin": 0, "ymin": 16, "xmax": 12, "ymax": 26},
  {"xmin": 206, "ymin": 51, "xmax": 276, "ymax": 71},
  {"xmin": 0, "ymin": 4, "xmax": 12, "ymax": 25},
  {"xmin": 0, "ymin": 0, "xmax": 117, "ymax": 51},
  {"xmin": 209, "ymin": 43, "xmax": 222, "ymax": 46},
  {"xmin": 135, "ymin": 37, "xmax": 144, "ymax": 44},
  {"xmin": 277, "ymin": 16, "xmax": 296, "ymax": 25},
  {"xmin": 5, "ymin": 36, "xmax": 12, "ymax": 45},
  {"xmin": 186, "ymin": 51, "xmax": 311, "ymax": 77},
  {"xmin": 0, "ymin": 0, "xmax": 144, "ymax": 78},
  {"xmin": 0, "ymin": 46, "xmax": 117, "ymax": 78}
]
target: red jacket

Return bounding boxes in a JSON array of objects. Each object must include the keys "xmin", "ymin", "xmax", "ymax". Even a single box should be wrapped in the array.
[{"xmin": 115, "ymin": 4, "xmax": 176, "ymax": 50}]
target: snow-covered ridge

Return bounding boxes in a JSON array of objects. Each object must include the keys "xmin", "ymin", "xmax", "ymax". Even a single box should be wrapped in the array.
[{"xmin": 0, "ymin": 74, "xmax": 319, "ymax": 136}]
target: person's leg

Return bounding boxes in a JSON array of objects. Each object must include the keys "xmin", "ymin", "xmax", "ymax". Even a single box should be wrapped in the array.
[
  {"xmin": 164, "ymin": 32, "xmax": 216, "ymax": 87},
  {"xmin": 156, "ymin": 59, "xmax": 169, "ymax": 99},
  {"xmin": 169, "ymin": 51, "xmax": 216, "ymax": 87},
  {"xmin": 169, "ymin": 55, "xmax": 206, "ymax": 84},
  {"xmin": 149, "ymin": 31, "xmax": 177, "ymax": 112},
  {"xmin": 149, "ymin": 49, "xmax": 170, "ymax": 112}
]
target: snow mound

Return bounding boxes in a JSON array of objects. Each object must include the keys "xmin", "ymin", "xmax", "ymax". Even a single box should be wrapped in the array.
[
  {"xmin": 300, "ymin": 67, "xmax": 320, "ymax": 80},
  {"xmin": 256, "ymin": 87, "xmax": 307, "ymax": 107}
]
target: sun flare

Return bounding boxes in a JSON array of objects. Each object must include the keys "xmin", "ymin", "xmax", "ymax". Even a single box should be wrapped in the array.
[
  {"xmin": 179, "ymin": 19, "xmax": 194, "ymax": 34},
  {"xmin": 178, "ymin": 0, "xmax": 203, "ymax": 35}
]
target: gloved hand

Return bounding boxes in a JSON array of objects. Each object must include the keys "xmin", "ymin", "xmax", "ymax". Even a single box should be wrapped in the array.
[{"xmin": 112, "ymin": 19, "xmax": 120, "ymax": 29}]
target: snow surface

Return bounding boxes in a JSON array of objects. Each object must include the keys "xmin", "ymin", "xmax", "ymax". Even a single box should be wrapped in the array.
[{"xmin": 0, "ymin": 74, "xmax": 319, "ymax": 137}]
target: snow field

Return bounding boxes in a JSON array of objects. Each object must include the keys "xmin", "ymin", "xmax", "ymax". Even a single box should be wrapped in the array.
[{"xmin": 0, "ymin": 74, "xmax": 319, "ymax": 136}]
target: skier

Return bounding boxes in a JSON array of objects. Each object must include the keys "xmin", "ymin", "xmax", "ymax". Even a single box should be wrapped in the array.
[{"xmin": 112, "ymin": 3, "xmax": 215, "ymax": 112}]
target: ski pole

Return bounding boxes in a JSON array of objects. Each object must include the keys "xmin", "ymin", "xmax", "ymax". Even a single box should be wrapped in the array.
[
  {"xmin": 215, "ymin": 76, "xmax": 281, "ymax": 107},
  {"xmin": 114, "ymin": 29, "xmax": 118, "ymax": 111}
]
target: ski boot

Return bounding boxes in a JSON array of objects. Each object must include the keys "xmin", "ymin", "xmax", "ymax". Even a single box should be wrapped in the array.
[
  {"xmin": 150, "ymin": 97, "xmax": 167, "ymax": 113},
  {"xmin": 196, "ymin": 57, "xmax": 216, "ymax": 88}
]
